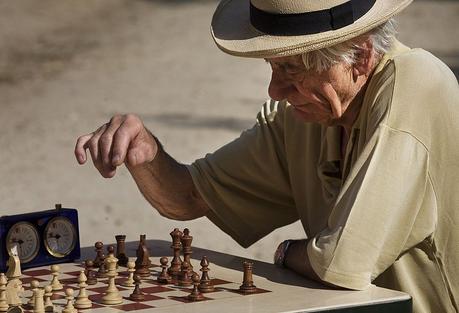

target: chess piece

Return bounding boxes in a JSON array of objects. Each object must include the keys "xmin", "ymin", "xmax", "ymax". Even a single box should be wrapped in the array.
[
  {"xmin": 239, "ymin": 261, "xmax": 257, "ymax": 293},
  {"xmin": 129, "ymin": 275, "xmax": 144, "ymax": 301},
  {"xmin": 198, "ymin": 256, "xmax": 215, "ymax": 293},
  {"xmin": 178, "ymin": 261, "xmax": 192, "ymax": 287},
  {"xmin": 101, "ymin": 251, "xmax": 122, "ymax": 305},
  {"xmin": 187, "ymin": 273, "xmax": 205, "ymax": 301},
  {"xmin": 50, "ymin": 265, "xmax": 63, "ymax": 291},
  {"xmin": 33, "ymin": 287, "xmax": 45, "ymax": 313},
  {"xmin": 43, "ymin": 286, "xmax": 53, "ymax": 313},
  {"xmin": 135, "ymin": 237, "xmax": 150, "ymax": 278},
  {"xmin": 120, "ymin": 261, "xmax": 135, "ymax": 288},
  {"xmin": 84, "ymin": 260, "xmax": 97, "ymax": 285},
  {"xmin": 75, "ymin": 271, "xmax": 92, "ymax": 309},
  {"xmin": 157, "ymin": 257, "xmax": 171, "ymax": 284},
  {"xmin": 97, "ymin": 260, "xmax": 107, "ymax": 279},
  {"xmin": 115, "ymin": 235, "xmax": 129, "ymax": 267},
  {"xmin": 5, "ymin": 248, "xmax": 23, "ymax": 307},
  {"xmin": 28, "ymin": 280, "xmax": 40, "ymax": 308},
  {"xmin": 0, "ymin": 274, "xmax": 9, "ymax": 313},
  {"xmin": 62, "ymin": 288, "xmax": 77, "ymax": 313},
  {"xmin": 139, "ymin": 235, "xmax": 152, "ymax": 267},
  {"xmin": 168, "ymin": 228, "xmax": 182, "ymax": 278},
  {"xmin": 180, "ymin": 228, "xmax": 193, "ymax": 270},
  {"xmin": 93, "ymin": 241, "xmax": 105, "ymax": 268}
]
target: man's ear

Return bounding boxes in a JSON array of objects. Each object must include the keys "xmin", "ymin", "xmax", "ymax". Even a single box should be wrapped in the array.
[{"xmin": 352, "ymin": 39, "xmax": 375, "ymax": 80}]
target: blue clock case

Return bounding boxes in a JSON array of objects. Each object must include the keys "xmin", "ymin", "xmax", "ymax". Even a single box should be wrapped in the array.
[{"xmin": 0, "ymin": 207, "xmax": 81, "ymax": 272}]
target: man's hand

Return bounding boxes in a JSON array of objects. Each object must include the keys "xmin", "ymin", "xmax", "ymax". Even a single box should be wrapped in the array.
[
  {"xmin": 75, "ymin": 114, "xmax": 158, "ymax": 178},
  {"xmin": 74, "ymin": 114, "xmax": 209, "ymax": 220}
]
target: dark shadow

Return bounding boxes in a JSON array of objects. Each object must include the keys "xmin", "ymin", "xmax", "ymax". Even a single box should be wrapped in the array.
[
  {"xmin": 140, "ymin": 0, "xmax": 219, "ymax": 5},
  {"xmin": 80, "ymin": 239, "xmax": 328, "ymax": 290},
  {"xmin": 139, "ymin": 113, "xmax": 255, "ymax": 132}
]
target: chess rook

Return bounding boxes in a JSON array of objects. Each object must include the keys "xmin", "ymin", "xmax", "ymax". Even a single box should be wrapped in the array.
[
  {"xmin": 239, "ymin": 261, "xmax": 257, "ymax": 293},
  {"xmin": 115, "ymin": 235, "xmax": 129, "ymax": 267}
]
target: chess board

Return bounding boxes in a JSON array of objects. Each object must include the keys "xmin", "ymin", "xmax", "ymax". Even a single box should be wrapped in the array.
[{"xmin": 20, "ymin": 261, "xmax": 270, "ymax": 313}]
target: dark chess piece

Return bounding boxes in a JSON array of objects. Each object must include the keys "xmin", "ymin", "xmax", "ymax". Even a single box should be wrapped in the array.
[
  {"xmin": 188, "ymin": 273, "xmax": 205, "ymax": 301},
  {"xmin": 198, "ymin": 256, "xmax": 215, "ymax": 293},
  {"xmin": 96, "ymin": 260, "xmax": 108, "ymax": 279},
  {"xmin": 129, "ymin": 275, "xmax": 145, "ymax": 301},
  {"xmin": 84, "ymin": 260, "xmax": 97, "ymax": 285},
  {"xmin": 93, "ymin": 241, "xmax": 105, "ymax": 268},
  {"xmin": 239, "ymin": 261, "xmax": 257, "ymax": 293},
  {"xmin": 135, "ymin": 235, "xmax": 150, "ymax": 278},
  {"xmin": 178, "ymin": 261, "xmax": 192, "ymax": 287},
  {"xmin": 180, "ymin": 228, "xmax": 193, "ymax": 270},
  {"xmin": 115, "ymin": 235, "xmax": 129, "ymax": 267},
  {"xmin": 168, "ymin": 228, "xmax": 183, "ymax": 278},
  {"xmin": 157, "ymin": 257, "xmax": 171, "ymax": 284}
]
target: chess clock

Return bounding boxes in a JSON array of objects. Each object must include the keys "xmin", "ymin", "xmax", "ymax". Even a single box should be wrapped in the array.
[{"xmin": 0, "ymin": 204, "xmax": 81, "ymax": 272}]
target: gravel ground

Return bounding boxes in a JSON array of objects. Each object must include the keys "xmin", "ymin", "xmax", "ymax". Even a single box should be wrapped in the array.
[{"xmin": 0, "ymin": 0, "xmax": 457, "ymax": 262}]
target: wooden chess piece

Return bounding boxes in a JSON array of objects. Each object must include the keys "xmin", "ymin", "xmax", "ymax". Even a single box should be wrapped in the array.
[
  {"xmin": 5, "ymin": 247, "xmax": 23, "ymax": 307},
  {"xmin": 239, "ymin": 261, "xmax": 257, "ymax": 293},
  {"xmin": 187, "ymin": 273, "xmax": 205, "ymax": 301},
  {"xmin": 0, "ymin": 274, "xmax": 9, "ymax": 313},
  {"xmin": 178, "ymin": 261, "xmax": 192, "ymax": 287},
  {"xmin": 115, "ymin": 235, "xmax": 129, "ymax": 267},
  {"xmin": 28, "ymin": 280, "xmax": 40, "ymax": 308},
  {"xmin": 121, "ymin": 261, "xmax": 135, "ymax": 288},
  {"xmin": 84, "ymin": 260, "xmax": 97, "ymax": 285},
  {"xmin": 129, "ymin": 275, "xmax": 144, "ymax": 301},
  {"xmin": 93, "ymin": 241, "xmax": 105, "ymax": 268},
  {"xmin": 32, "ymin": 287, "xmax": 44, "ymax": 313},
  {"xmin": 135, "ymin": 237, "xmax": 150, "ymax": 278},
  {"xmin": 43, "ymin": 286, "xmax": 53, "ymax": 313},
  {"xmin": 101, "ymin": 251, "xmax": 122, "ymax": 305},
  {"xmin": 62, "ymin": 288, "xmax": 77, "ymax": 313},
  {"xmin": 96, "ymin": 259, "xmax": 108, "ymax": 279},
  {"xmin": 50, "ymin": 265, "xmax": 63, "ymax": 291},
  {"xmin": 168, "ymin": 228, "xmax": 182, "ymax": 278},
  {"xmin": 180, "ymin": 228, "xmax": 193, "ymax": 270},
  {"xmin": 157, "ymin": 257, "xmax": 171, "ymax": 284},
  {"xmin": 139, "ymin": 235, "xmax": 152, "ymax": 267},
  {"xmin": 75, "ymin": 271, "xmax": 92, "ymax": 309},
  {"xmin": 198, "ymin": 256, "xmax": 215, "ymax": 293}
]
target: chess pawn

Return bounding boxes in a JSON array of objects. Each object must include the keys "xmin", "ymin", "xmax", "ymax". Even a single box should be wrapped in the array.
[
  {"xmin": 157, "ymin": 257, "xmax": 171, "ymax": 284},
  {"xmin": 129, "ymin": 275, "xmax": 144, "ymax": 301},
  {"xmin": 62, "ymin": 288, "xmax": 77, "ymax": 313},
  {"xmin": 75, "ymin": 271, "xmax": 92, "ymax": 309},
  {"xmin": 93, "ymin": 241, "xmax": 105, "ymax": 268},
  {"xmin": 33, "ymin": 287, "xmax": 45, "ymax": 313},
  {"xmin": 120, "ymin": 261, "xmax": 135, "ymax": 288},
  {"xmin": 178, "ymin": 261, "xmax": 192, "ymax": 287},
  {"xmin": 50, "ymin": 265, "xmax": 63, "ymax": 291},
  {"xmin": 239, "ymin": 261, "xmax": 257, "ymax": 293},
  {"xmin": 0, "ymin": 273, "xmax": 9, "ymax": 312},
  {"xmin": 84, "ymin": 260, "xmax": 97, "ymax": 285},
  {"xmin": 28, "ymin": 280, "xmax": 40, "ymax": 308},
  {"xmin": 198, "ymin": 256, "xmax": 215, "ymax": 293},
  {"xmin": 187, "ymin": 273, "xmax": 205, "ymax": 301},
  {"xmin": 43, "ymin": 285, "xmax": 53, "ymax": 313},
  {"xmin": 96, "ymin": 260, "xmax": 108, "ymax": 279}
]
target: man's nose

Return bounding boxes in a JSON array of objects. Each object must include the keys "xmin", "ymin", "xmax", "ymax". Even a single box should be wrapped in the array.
[{"xmin": 268, "ymin": 71, "xmax": 295, "ymax": 101}]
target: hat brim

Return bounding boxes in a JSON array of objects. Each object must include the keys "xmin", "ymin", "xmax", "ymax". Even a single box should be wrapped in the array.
[{"xmin": 211, "ymin": 0, "xmax": 412, "ymax": 58}]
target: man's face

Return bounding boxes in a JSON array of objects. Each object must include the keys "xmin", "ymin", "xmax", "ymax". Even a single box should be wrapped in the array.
[{"xmin": 266, "ymin": 55, "xmax": 356, "ymax": 126}]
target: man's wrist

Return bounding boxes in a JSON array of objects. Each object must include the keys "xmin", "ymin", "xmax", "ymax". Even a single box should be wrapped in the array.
[{"xmin": 274, "ymin": 239, "xmax": 295, "ymax": 267}]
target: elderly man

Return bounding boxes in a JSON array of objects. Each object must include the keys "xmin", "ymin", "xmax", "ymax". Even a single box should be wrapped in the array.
[{"xmin": 75, "ymin": 0, "xmax": 459, "ymax": 312}]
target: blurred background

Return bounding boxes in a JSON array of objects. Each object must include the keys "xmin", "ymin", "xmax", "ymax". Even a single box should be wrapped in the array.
[{"xmin": 0, "ymin": 0, "xmax": 458, "ymax": 262}]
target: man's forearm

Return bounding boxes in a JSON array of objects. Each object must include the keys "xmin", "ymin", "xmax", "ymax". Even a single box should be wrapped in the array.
[{"xmin": 127, "ymin": 138, "xmax": 209, "ymax": 220}]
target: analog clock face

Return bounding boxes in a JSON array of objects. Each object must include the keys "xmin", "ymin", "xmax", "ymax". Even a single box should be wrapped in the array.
[
  {"xmin": 44, "ymin": 217, "xmax": 77, "ymax": 258},
  {"xmin": 6, "ymin": 222, "xmax": 40, "ymax": 263}
]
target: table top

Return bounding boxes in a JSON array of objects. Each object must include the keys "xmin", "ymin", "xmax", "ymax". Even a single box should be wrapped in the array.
[{"xmin": 73, "ymin": 239, "xmax": 412, "ymax": 313}]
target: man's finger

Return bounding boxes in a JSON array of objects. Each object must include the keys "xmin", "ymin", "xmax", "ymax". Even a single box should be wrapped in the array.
[
  {"xmin": 74, "ymin": 133, "xmax": 93, "ymax": 164},
  {"xmin": 111, "ymin": 115, "xmax": 143, "ymax": 166},
  {"xmin": 98, "ymin": 115, "xmax": 124, "ymax": 169}
]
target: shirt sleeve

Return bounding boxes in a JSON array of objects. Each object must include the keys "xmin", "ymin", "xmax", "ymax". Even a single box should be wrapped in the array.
[
  {"xmin": 187, "ymin": 100, "xmax": 298, "ymax": 248},
  {"xmin": 307, "ymin": 124, "xmax": 437, "ymax": 290}
]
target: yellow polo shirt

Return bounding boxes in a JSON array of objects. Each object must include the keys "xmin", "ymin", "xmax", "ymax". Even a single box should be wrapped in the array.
[{"xmin": 188, "ymin": 40, "xmax": 459, "ymax": 313}]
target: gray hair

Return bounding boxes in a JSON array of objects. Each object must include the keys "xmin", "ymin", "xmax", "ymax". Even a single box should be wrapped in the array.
[{"xmin": 302, "ymin": 18, "xmax": 398, "ymax": 72}]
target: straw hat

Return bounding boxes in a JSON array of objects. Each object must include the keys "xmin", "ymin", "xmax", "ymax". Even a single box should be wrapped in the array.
[{"xmin": 211, "ymin": 0, "xmax": 412, "ymax": 58}]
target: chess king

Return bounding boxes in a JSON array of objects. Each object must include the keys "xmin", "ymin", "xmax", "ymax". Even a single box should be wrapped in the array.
[{"xmin": 75, "ymin": 0, "xmax": 459, "ymax": 312}]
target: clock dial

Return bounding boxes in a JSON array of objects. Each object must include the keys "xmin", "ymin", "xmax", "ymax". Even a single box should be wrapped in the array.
[
  {"xmin": 6, "ymin": 222, "xmax": 40, "ymax": 263},
  {"xmin": 44, "ymin": 217, "xmax": 77, "ymax": 258}
]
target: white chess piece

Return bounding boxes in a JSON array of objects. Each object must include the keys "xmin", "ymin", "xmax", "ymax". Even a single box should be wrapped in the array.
[
  {"xmin": 74, "ymin": 271, "xmax": 91, "ymax": 309},
  {"xmin": 0, "ymin": 274, "xmax": 9, "ymax": 312},
  {"xmin": 28, "ymin": 280, "xmax": 40, "ymax": 308},
  {"xmin": 101, "ymin": 253, "xmax": 122, "ymax": 305},
  {"xmin": 120, "ymin": 261, "xmax": 135, "ymax": 288},
  {"xmin": 62, "ymin": 289, "xmax": 77, "ymax": 313},
  {"xmin": 33, "ymin": 287, "xmax": 45, "ymax": 313},
  {"xmin": 50, "ymin": 265, "xmax": 63, "ymax": 291},
  {"xmin": 43, "ymin": 286, "xmax": 53, "ymax": 313}
]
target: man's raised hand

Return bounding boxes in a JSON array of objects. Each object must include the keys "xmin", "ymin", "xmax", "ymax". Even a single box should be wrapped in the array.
[{"xmin": 74, "ymin": 114, "xmax": 158, "ymax": 178}]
